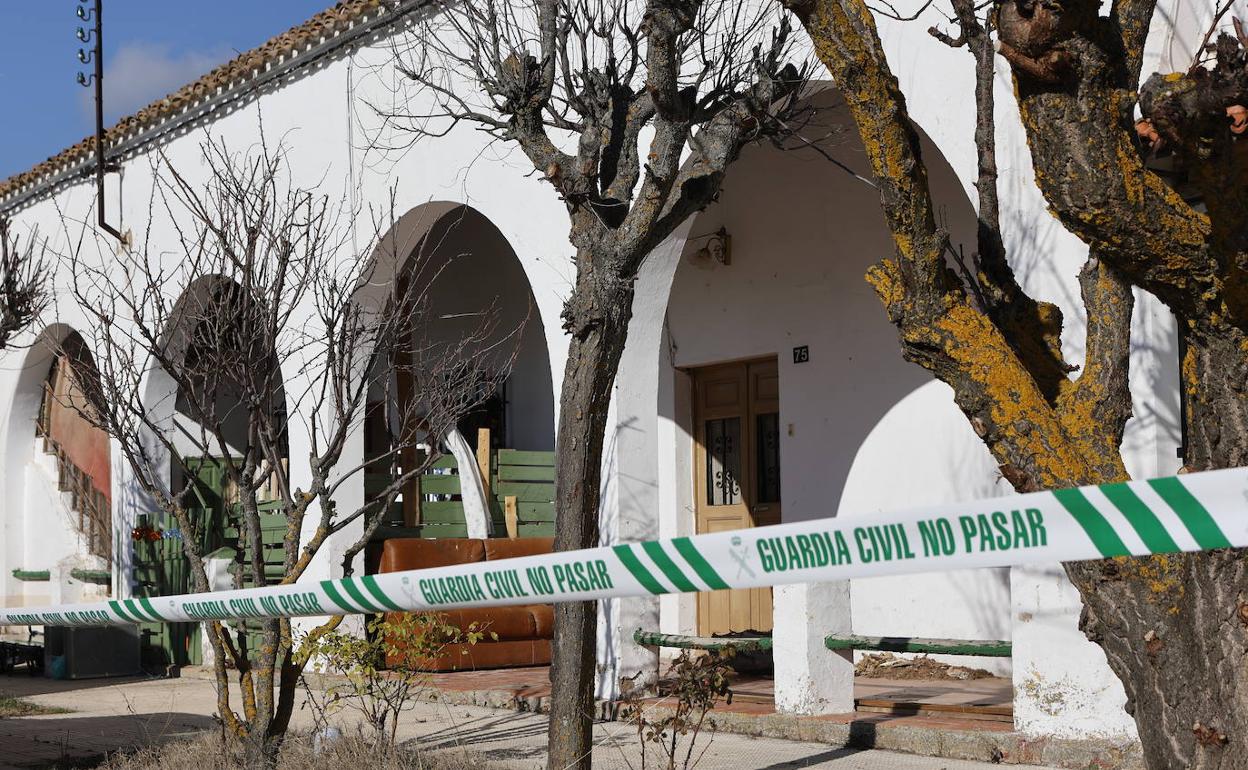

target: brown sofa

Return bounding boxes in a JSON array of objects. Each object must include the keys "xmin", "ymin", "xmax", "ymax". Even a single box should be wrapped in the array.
[{"xmin": 379, "ymin": 537, "xmax": 554, "ymax": 671}]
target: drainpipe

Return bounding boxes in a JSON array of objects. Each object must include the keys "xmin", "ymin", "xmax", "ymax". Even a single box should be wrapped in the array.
[{"xmin": 77, "ymin": 0, "xmax": 123, "ymax": 243}]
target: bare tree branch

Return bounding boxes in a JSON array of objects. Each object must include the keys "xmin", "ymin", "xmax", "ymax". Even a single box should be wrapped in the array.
[
  {"xmin": 0, "ymin": 219, "xmax": 50, "ymax": 350},
  {"xmin": 55, "ymin": 138, "xmax": 516, "ymax": 758}
]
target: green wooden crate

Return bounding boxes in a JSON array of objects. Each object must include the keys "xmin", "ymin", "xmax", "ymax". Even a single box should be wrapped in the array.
[
  {"xmin": 494, "ymin": 481, "xmax": 554, "ymax": 503},
  {"xmin": 497, "ymin": 450, "xmax": 555, "ymax": 466},
  {"xmin": 498, "ymin": 464, "xmax": 555, "ymax": 482},
  {"xmin": 420, "ymin": 500, "xmax": 468, "ymax": 524},
  {"xmin": 419, "ymin": 474, "xmax": 462, "ymax": 495},
  {"xmin": 370, "ymin": 525, "xmax": 423, "ymax": 540},
  {"xmin": 514, "ymin": 502, "xmax": 555, "ymax": 521},
  {"xmin": 414, "ymin": 523, "xmax": 470, "ymax": 538},
  {"xmin": 516, "ymin": 522, "xmax": 556, "ymax": 537}
]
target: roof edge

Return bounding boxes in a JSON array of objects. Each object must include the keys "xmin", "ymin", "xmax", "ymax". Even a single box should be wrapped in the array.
[{"xmin": 0, "ymin": 0, "xmax": 425, "ymax": 216}]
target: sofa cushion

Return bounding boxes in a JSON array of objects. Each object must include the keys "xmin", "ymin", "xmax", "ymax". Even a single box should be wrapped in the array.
[
  {"xmin": 528, "ymin": 604, "xmax": 555, "ymax": 638},
  {"xmin": 380, "ymin": 538, "xmax": 485, "ymax": 573},
  {"xmin": 484, "ymin": 537, "xmax": 555, "ymax": 561},
  {"xmin": 436, "ymin": 607, "xmax": 537, "ymax": 641},
  {"xmin": 387, "ymin": 639, "xmax": 552, "ymax": 672}
]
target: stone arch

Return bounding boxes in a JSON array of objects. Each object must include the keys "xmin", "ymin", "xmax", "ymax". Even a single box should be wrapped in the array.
[
  {"xmin": 348, "ymin": 201, "xmax": 556, "ymax": 568},
  {"xmin": 602, "ymin": 81, "xmax": 1001, "ymax": 691},
  {"xmin": 658, "ymin": 83, "xmax": 978, "ymax": 522},
  {"xmin": 37, "ymin": 330, "xmax": 112, "ymax": 557},
  {"xmin": 636, "ymin": 82, "xmax": 979, "ymax": 528},
  {"xmin": 356, "ymin": 201, "xmax": 556, "ymax": 455},
  {"xmin": 148, "ymin": 274, "xmax": 292, "ymax": 503},
  {"xmin": 2, "ymin": 323, "xmax": 115, "ymax": 606},
  {"xmin": 126, "ymin": 275, "xmax": 295, "ymax": 666}
]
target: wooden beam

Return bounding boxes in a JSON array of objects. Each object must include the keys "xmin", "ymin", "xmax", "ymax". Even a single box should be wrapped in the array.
[
  {"xmin": 504, "ymin": 495, "xmax": 519, "ymax": 539},
  {"xmin": 476, "ymin": 427, "xmax": 492, "ymax": 502}
]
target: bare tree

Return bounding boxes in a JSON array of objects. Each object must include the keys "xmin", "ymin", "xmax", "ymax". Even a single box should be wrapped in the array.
[
  {"xmin": 374, "ymin": 2, "xmax": 812, "ymax": 765},
  {"xmin": 58, "ymin": 140, "xmax": 514, "ymax": 763},
  {"xmin": 0, "ymin": 218, "xmax": 50, "ymax": 349},
  {"xmin": 783, "ymin": 0, "xmax": 1248, "ymax": 765}
]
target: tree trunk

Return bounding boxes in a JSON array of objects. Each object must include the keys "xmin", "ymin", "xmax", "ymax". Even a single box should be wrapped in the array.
[
  {"xmin": 547, "ymin": 256, "xmax": 635, "ymax": 770},
  {"xmin": 1066, "ymin": 551, "xmax": 1247, "ymax": 768},
  {"xmin": 782, "ymin": 1, "xmax": 1248, "ymax": 765},
  {"xmin": 1180, "ymin": 327, "xmax": 1248, "ymax": 471},
  {"xmin": 1063, "ymin": 328, "xmax": 1248, "ymax": 769},
  {"xmin": 985, "ymin": 12, "xmax": 1248, "ymax": 765}
]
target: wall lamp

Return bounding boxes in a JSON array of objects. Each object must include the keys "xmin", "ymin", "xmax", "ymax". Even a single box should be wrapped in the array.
[{"xmin": 688, "ymin": 227, "xmax": 731, "ymax": 267}]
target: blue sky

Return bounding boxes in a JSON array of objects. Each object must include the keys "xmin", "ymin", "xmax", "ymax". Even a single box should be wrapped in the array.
[{"xmin": 0, "ymin": 1, "xmax": 331, "ymax": 180}]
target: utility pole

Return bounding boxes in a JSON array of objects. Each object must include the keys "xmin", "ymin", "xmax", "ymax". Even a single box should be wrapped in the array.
[{"xmin": 76, "ymin": 0, "xmax": 123, "ymax": 242}]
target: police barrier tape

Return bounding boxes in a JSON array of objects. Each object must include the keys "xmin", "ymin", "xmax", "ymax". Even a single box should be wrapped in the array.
[{"xmin": 3, "ymin": 468, "xmax": 1247, "ymax": 628}]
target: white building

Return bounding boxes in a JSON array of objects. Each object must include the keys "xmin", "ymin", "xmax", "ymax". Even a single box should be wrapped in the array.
[{"xmin": 0, "ymin": 0, "xmax": 1220, "ymax": 751}]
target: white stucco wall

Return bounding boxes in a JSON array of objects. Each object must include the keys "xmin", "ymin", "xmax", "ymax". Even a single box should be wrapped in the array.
[
  {"xmin": 839, "ymin": 382, "xmax": 1014, "ymax": 675},
  {"xmin": 649, "ymin": 89, "xmax": 1020, "ymax": 679},
  {"xmin": 0, "ymin": 34, "xmax": 575, "ymax": 632}
]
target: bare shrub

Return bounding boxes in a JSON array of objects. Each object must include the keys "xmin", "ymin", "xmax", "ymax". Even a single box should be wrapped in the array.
[
  {"xmin": 621, "ymin": 648, "xmax": 735, "ymax": 770},
  {"xmin": 95, "ymin": 730, "xmax": 485, "ymax": 770},
  {"xmin": 296, "ymin": 613, "xmax": 489, "ymax": 749}
]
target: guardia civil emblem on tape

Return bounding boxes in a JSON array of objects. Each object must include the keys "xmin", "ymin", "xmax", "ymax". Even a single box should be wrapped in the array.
[{"xmin": 2, "ymin": 468, "xmax": 1246, "ymax": 628}]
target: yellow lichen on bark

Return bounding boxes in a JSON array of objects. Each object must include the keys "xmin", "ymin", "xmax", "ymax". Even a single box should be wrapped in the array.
[
  {"xmin": 1014, "ymin": 83, "xmax": 1211, "ymax": 289},
  {"xmin": 865, "ymin": 259, "xmax": 905, "ymax": 311},
  {"xmin": 798, "ymin": 0, "xmax": 1121, "ymax": 493},
  {"xmin": 1182, "ymin": 342, "xmax": 1200, "ymax": 397},
  {"xmin": 1116, "ymin": 141, "xmax": 1145, "ymax": 207},
  {"xmin": 927, "ymin": 303, "xmax": 1112, "ymax": 489},
  {"xmin": 1114, "ymin": 553, "xmax": 1186, "ymax": 614}
]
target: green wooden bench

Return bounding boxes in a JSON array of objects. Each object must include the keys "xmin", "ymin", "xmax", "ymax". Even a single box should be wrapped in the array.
[{"xmin": 824, "ymin": 634, "xmax": 1011, "ymax": 657}]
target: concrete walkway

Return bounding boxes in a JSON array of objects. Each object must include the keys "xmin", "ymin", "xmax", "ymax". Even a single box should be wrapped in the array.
[{"xmin": 0, "ymin": 674, "xmax": 1056, "ymax": 770}]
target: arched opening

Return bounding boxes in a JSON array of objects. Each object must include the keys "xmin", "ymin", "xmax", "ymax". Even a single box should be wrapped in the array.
[
  {"xmin": 653, "ymin": 86, "xmax": 1008, "ymax": 675},
  {"xmin": 360, "ymin": 203, "xmax": 556, "ymax": 554},
  {"xmin": 2, "ymin": 323, "xmax": 115, "ymax": 611},
  {"xmin": 168, "ymin": 279, "xmax": 289, "ymax": 510},
  {"xmin": 133, "ymin": 277, "xmax": 290, "ymax": 668},
  {"xmin": 37, "ymin": 332, "xmax": 113, "ymax": 561}
]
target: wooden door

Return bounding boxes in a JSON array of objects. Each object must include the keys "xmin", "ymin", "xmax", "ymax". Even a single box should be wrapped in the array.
[{"xmin": 692, "ymin": 358, "xmax": 781, "ymax": 635}]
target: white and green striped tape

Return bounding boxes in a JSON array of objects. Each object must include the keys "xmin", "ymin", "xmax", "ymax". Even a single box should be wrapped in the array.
[{"xmin": 3, "ymin": 468, "xmax": 1246, "ymax": 628}]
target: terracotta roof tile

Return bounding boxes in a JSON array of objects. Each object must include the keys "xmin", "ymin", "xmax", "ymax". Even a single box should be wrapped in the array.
[{"xmin": 0, "ymin": 0, "xmax": 398, "ymax": 210}]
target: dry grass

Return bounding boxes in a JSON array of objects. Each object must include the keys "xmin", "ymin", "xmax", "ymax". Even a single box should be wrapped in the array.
[
  {"xmin": 854, "ymin": 652, "xmax": 995, "ymax": 681},
  {"xmin": 95, "ymin": 730, "xmax": 487, "ymax": 770},
  {"xmin": 0, "ymin": 693, "xmax": 71, "ymax": 717}
]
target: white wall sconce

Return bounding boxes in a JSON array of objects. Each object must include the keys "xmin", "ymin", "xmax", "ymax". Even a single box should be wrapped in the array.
[{"xmin": 689, "ymin": 227, "xmax": 731, "ymax": 268}]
